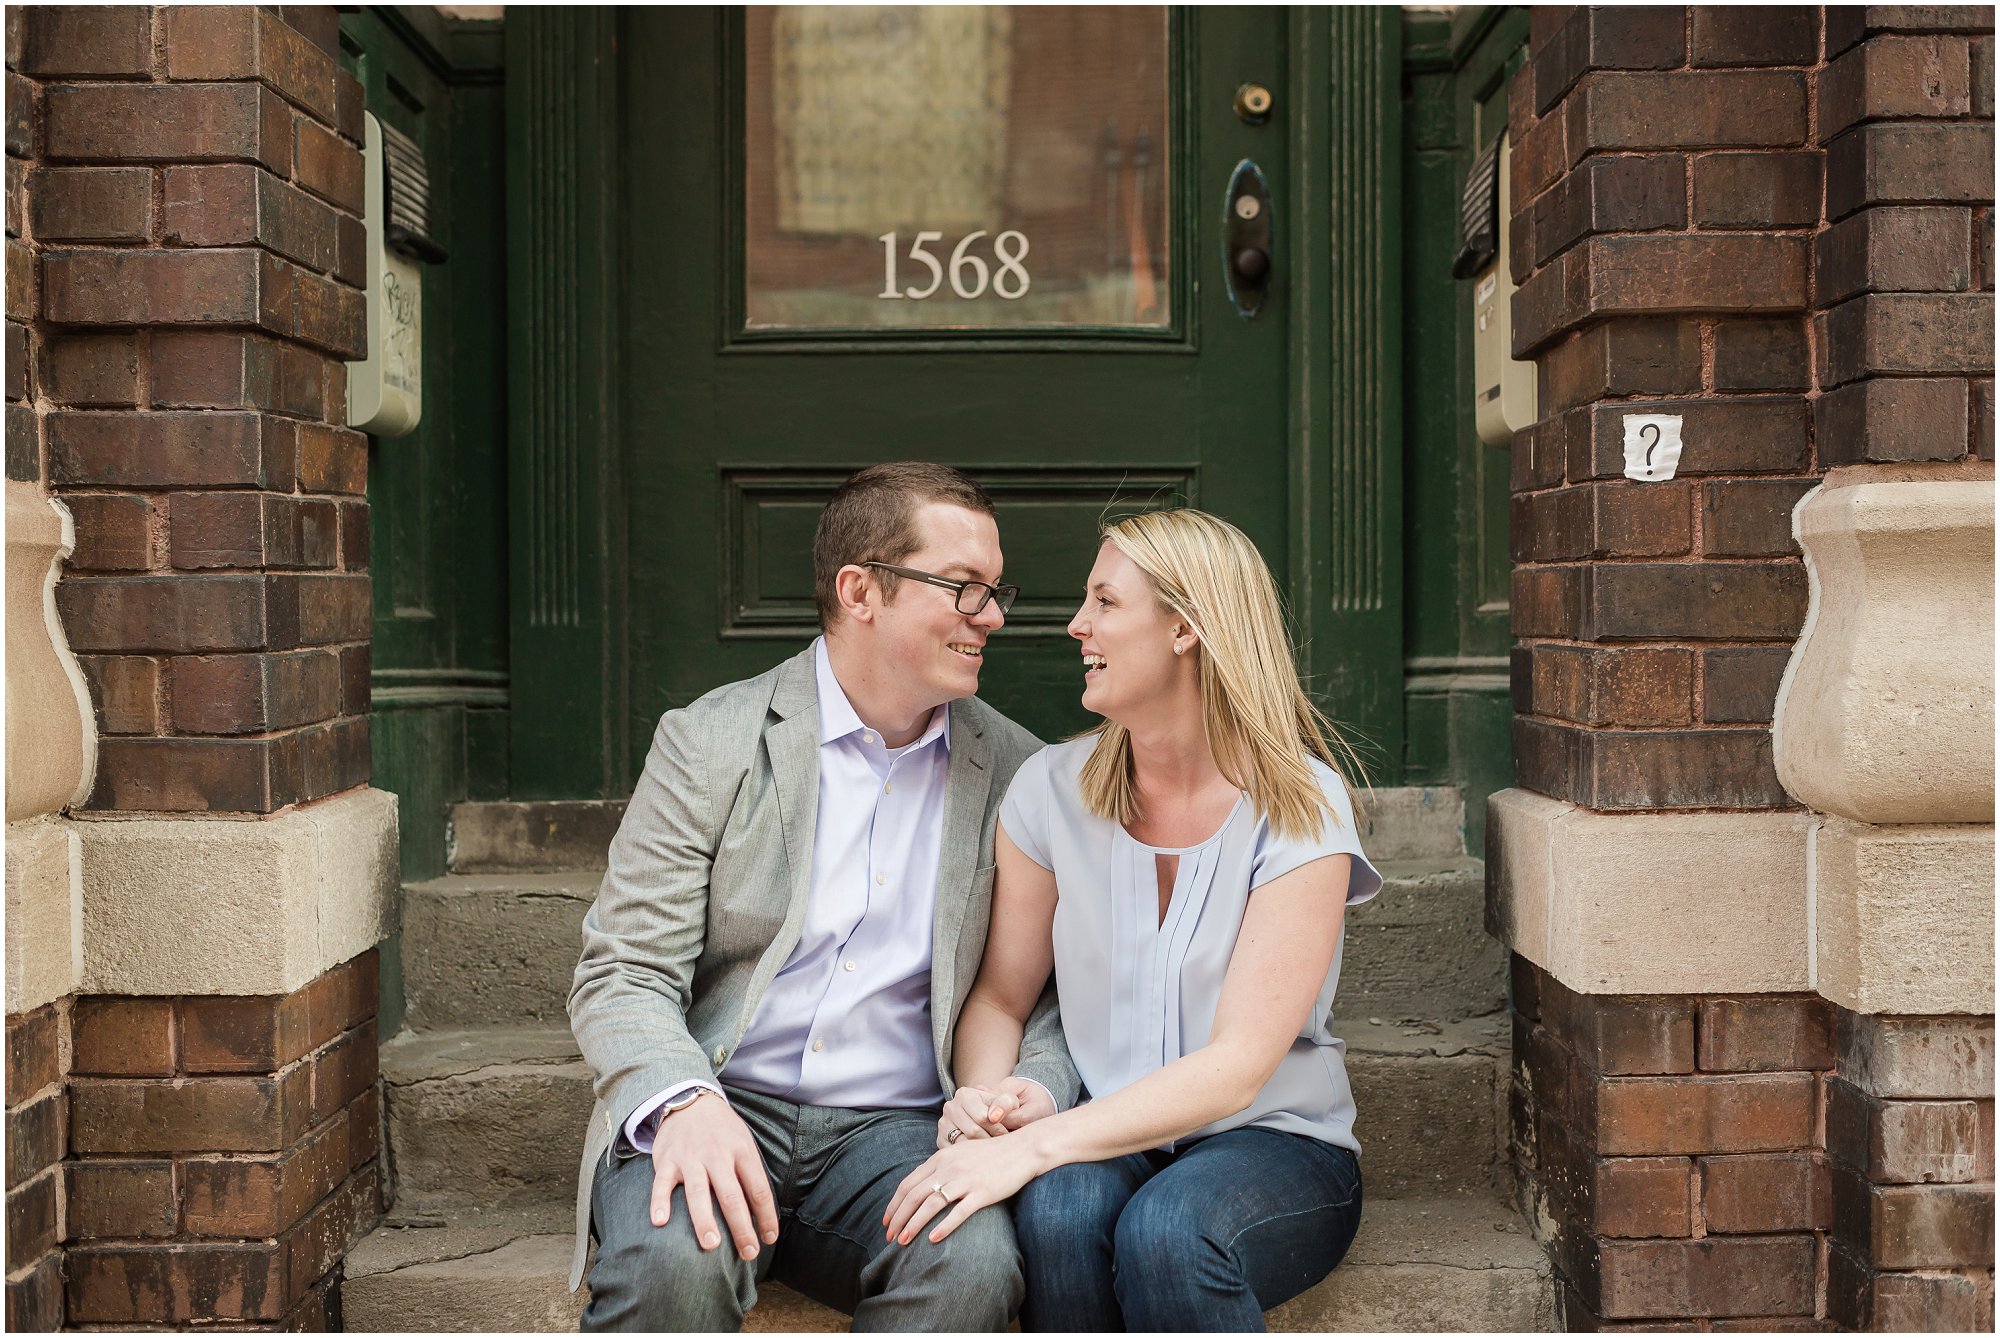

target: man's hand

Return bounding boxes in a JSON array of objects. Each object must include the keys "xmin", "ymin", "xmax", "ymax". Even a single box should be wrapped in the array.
[
  {"xmin": 937, "ymin": 1077, "xmax": 1057, "ymax": 1147},
  {"xmin": 649, "ymin": 1092, "xmax": 779, "ymax": 1260}
]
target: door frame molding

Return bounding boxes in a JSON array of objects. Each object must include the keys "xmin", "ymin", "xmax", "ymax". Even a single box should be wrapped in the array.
[
  {"xmin": 505, "ymin": 8, "xmax": 629, "ymax": 798},
  {"xmin": 1289, "ymin": 6, "xmax": 1406, "ymax": 783}
]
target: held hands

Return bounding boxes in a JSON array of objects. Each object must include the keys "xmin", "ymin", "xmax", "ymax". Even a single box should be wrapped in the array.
[
  {"xmin": 935, "ymin": 1077, "xmax": 1056, "ymax": 1149},
  {"xmin": 649, "ymin": 1091, "xmax": 779, "ymax": 1261},
  {"xmin": 884, "ymin": 1123, "xmax": 1049, "ymax": 1248}
]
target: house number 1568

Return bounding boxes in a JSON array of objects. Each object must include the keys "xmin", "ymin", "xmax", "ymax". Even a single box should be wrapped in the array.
[{"xmin": 879, "ymin": 230, "xmax": 1031, "ymax": 300}]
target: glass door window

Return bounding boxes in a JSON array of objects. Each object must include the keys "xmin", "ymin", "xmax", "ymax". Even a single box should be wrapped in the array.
[{"xmin": 743, "ymin": 6, "xmax": 1171, "ymax": 331}]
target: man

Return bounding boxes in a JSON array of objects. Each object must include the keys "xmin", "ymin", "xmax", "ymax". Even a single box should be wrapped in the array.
[{"xmin": 568, "ymin": 462, "xmax": 1077, "ymax": 1331}]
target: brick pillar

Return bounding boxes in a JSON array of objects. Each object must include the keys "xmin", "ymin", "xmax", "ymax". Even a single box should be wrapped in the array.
[
  {"xmin": 1510, "ymin": 4, "xmax": 1818, "ymax": 800},
  {"xmin": 1510, "ymin": 961, "xmax": 1836, "ymax": 1328},
  {"xmin": 1808, "ymin": 8, "xmax": 1996, "ymax": 1329},
  {"xmin": 1825, "ymin": 1015, "xmax": 1995, "ymax": 1329},
  {"xmin": 1814, "ymin": 7, "xmax": 1992, "ymax": 468},
  {"xmin": 5, "ymin": 6, "xmax": 396, "ymax": 1328},
  {"xmin": 1494, "ymin": 6, "xmax": 1997, "ymax": 1330},
  {"xmin": 36, "ymin": 6, "xmax": 371, "ymax": 797},
  {"xmin": 5, "ymin": 1006, "xmax": 68, "ymax": 1330},
  {"xmin": 64, "ymin": 955, "xmax": 381, "ymax": 1328},
  {"xmin": 4, "ymin": 8, "xmax": 82, "ymax": 1331}
]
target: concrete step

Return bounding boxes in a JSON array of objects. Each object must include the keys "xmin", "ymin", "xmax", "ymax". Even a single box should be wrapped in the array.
[
  {"xmin": 1266, "ymin": 1194, "xmax": 1557, "ymax": 1332},
  {"xmin": 381, "ymin": 1017, "xmax": 1506, "ymax": 1211},
  {"xmin": 448, "ymin": 801, "xmax": 626, "ymax": 875},
  {"xmin": 1355, "ymin": 786, "xmax": 1467, "ymax": 862},
  {"xmin": 344, "ymin": 1203, "xmax": 588, "ymax": 1332},
  {"xmin": 1342, "ymin": 1015, "xmax": 1508, "ymax": 1200},
  {"xmin": 345, "ymin": 1204, "xmax": 836, "ymax": 1335},
  {"xmin": 343, "ymin": 1195, "xmax": 1551, "ymax": 1333},
  {"xmin": 381, "ymin": 1027, "xmax": 594, "ymax": 1207},
  {"xmin": 399, "ymin": 859, "xmax": 1502, "ymax": 1033},
  {"xmin": 1343, "ymin": 858, "xmax": 1505, "ymax": 1021},
  {"xmin": 401, "ymin": 873, "xmax": 596, "ymax": 1031},
  {"xmin": 445, "ymin": 786, "xmax": 1467, "ymax": 877}
]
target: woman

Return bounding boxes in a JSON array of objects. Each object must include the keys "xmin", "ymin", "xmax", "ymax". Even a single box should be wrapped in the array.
[{"xmin": 882, "ymin": 508, "xmax": 1383, "ymax": 1332}]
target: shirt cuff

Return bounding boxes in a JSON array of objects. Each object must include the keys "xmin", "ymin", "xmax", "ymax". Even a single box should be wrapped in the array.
[
  {"xmin": 622, "ymin": 1080, "xmax": 726, "ymax": 1155},
  {"xmin": 1014, "ymin": 1076, "xmax": 1061, "ymax": 1115}
]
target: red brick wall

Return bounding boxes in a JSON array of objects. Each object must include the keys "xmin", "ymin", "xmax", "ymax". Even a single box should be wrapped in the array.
[
  {"xmin": 1816, "ymin": 9, "xmax": 1994, "ymax": 466},
  {"xmin": 1505, "ymin": 7, "xmax": 1995, "ymax": 1329},
  {"xmin": 62, "ymin": 953, "xmax": 382, "ymax": 1328},
  {"xmin": 1513, "ymin": 959, "xmax": 1998, "ymax": 1329},
  {"xmin": 1512, "ymin": 959, "xmax": 1837, "ymax": 1328},
  {"xmin": 5, "ymin": 1004, "xmax": 68, "ymax": 1331},
  {"xmin": 1508, "ymin": 5, "xmax": 1829, "ymax": 810},
  {"xmin": 12, "ymin": 4, "xmax": 371, "ymax": 815},
  {"xmin": 5, "ymin": 7, "xmax": 384, "ymax": 1328},
  {"xmin": 1825, "ymin": 1010, "xmax": 1997, "ymax": 1329}
]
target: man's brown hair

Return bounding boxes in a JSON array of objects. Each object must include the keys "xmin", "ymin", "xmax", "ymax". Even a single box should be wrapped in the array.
[{"xmin": 813, "ymin": 462, "xmax": 996, "ymax": 629}]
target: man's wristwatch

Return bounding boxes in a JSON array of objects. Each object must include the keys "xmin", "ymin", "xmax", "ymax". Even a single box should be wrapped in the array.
[{"xmin": 648, "ymin": 1088, "xmax": 712, "ymax": 1137}]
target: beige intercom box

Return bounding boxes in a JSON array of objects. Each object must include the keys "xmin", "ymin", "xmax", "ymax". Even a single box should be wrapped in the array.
[
  {"xmin": 1470, "ymin": 134, "xmax": 1536, "ymax": 446},
  {"xmin": 347, "ymin": 111, "xmax": 424, "ymax": 437}
]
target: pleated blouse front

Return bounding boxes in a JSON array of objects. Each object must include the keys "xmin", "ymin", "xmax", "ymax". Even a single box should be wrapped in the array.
[{"xmin": 999, "ymin": 737, "xmax": 1384, "ymax": 1153}]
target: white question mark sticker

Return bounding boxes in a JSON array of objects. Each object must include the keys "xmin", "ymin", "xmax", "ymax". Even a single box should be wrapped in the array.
[{"xmin": 1622, "ymin": 414, "xmax": 1684, "ymax": 481}]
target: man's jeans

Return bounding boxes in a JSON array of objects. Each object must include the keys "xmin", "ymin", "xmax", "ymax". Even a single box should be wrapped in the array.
[
  {"xmin": 1013, "ymin": 1127, "xmax": 1363, "ymax": 1332},
  {"xmin": 582, "ymin": 1085, "xmax": 1022, "ymax": 1332}
]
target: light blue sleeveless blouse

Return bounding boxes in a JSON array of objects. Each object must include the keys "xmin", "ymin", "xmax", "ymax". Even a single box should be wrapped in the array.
[{"xmin": 999, "ymin": 738, "xmax": 1384, "ymax": 1153}]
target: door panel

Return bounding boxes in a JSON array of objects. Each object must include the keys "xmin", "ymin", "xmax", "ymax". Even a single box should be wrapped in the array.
[{"xmin": 620, "ymin": 6, "xmax": 1292, "ymax": 763}]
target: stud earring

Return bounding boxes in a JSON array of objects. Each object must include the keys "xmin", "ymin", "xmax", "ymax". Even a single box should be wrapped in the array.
[{"xmin": 1173, "ymin": 642, "xmax": 1185, "ymax": 655}]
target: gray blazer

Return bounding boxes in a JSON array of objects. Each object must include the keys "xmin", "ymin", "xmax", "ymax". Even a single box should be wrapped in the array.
[{"xmin": 567, "ymin": 646, "xmax": 1077, "ymax": 1288}]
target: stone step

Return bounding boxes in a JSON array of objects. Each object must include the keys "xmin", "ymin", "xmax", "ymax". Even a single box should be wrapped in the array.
[
  {"xmin": 448, "ymin": 801, "xmax": 626, "ymax": 876},
  {"xmin": 381, "ymin": 1028, "xmax": 595, "ymax": 1207},
  {"xmin": 381, "ymin": 1018, "xmax": 1506, "ymax": 1210},
  {"xmin": 1341, "ymin": 1016, "xmax": 1509, "ymax": 1200},
  {"xmin": 343, "ymin": 1195, "xmax": 1552, "ymax": 1333},
  {"xmin": 445, "ymin": 786, "xmax": 1467, "ymax": 876},
  {"xmin": 401, "ymin": 873, "xmax": 596, "ymax": 1031},
  {"xmin": 1343, "ymin": 858, "xmax": 1505, "ymax": 1021},
  {"xmin": 399, "ymin": 860, "xmax": 1502, "ymax": 1033},
  {"xmin": 344, "ymin": 1204, "xmax": 588, "ymax": 1333},
  {"xmin": 1355, "ymin": 786, "xmax": 1467, "ymax": 862},
  {"xmin": 1266, "ymin": 1193, "xmax": 1557, "ymax": 1332}
]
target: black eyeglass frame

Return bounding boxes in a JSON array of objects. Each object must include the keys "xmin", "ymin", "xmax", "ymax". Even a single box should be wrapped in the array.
[{"xmin": 860, "ymin": 562, "xmax": 1020, "ymax": 616}]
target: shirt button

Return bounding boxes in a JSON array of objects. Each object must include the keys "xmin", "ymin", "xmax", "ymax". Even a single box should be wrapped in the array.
[
  {"xmin": 884, "ymin": 782, "xmax": 893, "ymax": 793},
  {"xmin": 863, "ymin": 732, "xmax": 875, "ymax": 744},
  {"xmin": 875, "ymin": 873, "xmax": 886, "ymax": 886},
  {"xmin": 811, "ymin": 1038, "xmax": 825, "ymax": 1052},
  {"xmin": 844, "ymin": 960, "xmax": 857, "ymax": 972}
]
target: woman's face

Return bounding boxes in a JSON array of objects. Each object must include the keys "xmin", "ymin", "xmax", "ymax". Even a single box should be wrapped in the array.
[{"xmin": 1068, "ymin": 542, "xmax": 1190, "ymax": 724}]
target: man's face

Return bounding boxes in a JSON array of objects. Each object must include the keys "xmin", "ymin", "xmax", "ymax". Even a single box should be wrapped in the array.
[{"xmin": 867, "ymin": 502, "xmax": 1007, "ymax": 708}]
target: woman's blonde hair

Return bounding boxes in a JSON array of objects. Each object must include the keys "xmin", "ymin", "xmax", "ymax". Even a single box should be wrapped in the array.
[{"xmin": 1078, "ymin": 508, "xmax": 1370, "ymax": 842}]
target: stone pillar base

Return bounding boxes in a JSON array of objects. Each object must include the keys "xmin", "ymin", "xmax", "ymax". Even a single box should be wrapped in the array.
[
  {"xmin": 1487, "ymin": 788, "xmax": 1812, "ymax": 996},
  {"xmin": 76, "ymin": 786, "xmax": 399, "ymax": 997}
]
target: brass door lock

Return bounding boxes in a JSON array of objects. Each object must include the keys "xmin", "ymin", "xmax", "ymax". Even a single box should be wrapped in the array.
[{"xmin": 1234, "ymin": 83, "xmax": 1273, "ymax": 124}]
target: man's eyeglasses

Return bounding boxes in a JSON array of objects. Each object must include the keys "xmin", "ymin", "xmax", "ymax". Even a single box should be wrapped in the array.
[{"xmin": 862, "ymin": 562, "xmax": 1020, "ymax": 616}]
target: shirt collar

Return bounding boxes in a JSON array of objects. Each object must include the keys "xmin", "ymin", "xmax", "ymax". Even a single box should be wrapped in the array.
[{"xmin": 813, "ymin": 637, "xmax": 951, "ymax": 753}]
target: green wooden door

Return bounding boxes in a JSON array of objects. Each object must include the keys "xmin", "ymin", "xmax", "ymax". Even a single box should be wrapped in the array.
[{"xmin": 506, "ymin": 7, "xmax": 1406, "ymax": 796}]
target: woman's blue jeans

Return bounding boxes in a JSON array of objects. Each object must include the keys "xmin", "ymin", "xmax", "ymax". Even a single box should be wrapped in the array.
[{"xmin": 1014, "ymin": 1126, "xmax": 1363, "ymax": 1332}]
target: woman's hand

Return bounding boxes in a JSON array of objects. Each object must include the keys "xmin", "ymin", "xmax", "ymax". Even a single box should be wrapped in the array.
[
  {"xmin": 884, "ymin": 1131, "xmax": 1048, "ymax": 1246},
  {"xmin": 936, "ymin": 1078, "xmax": 1057, "ymax": 1148}
]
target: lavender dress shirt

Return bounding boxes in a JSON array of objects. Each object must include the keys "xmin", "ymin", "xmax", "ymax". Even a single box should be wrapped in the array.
[{"xmin": 624, "ymin": 638, "xmax": 955, "ymax": 1150}]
